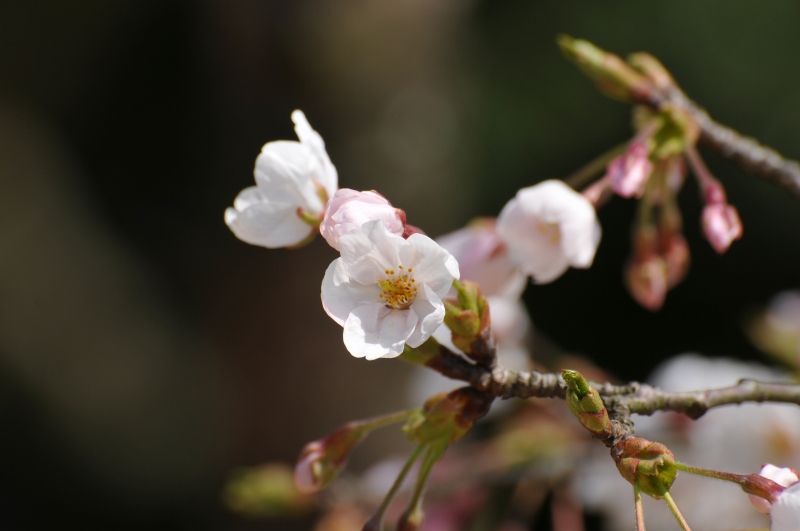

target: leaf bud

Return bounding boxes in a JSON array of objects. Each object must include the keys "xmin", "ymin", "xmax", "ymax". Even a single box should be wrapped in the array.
[
  {"xmin": 611, "ymin": 435, "xmax": 678, "ymax": 499},
  {"xmin": 562, "ymin": 370, "xmax": 612, "ymax": 437},
  {"xmin": 404, "ymin": 387, "xmax": 493, "ymax": 447}
]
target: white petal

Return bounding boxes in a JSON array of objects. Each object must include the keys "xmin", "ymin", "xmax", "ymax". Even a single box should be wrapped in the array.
[
  {"xmin": 224, "ymin": 187, "xmax": 313, "ymax": 248},
  {"xmin": 340, "ymin": 220, "xmax": 404, "ymax": 286},
  {"xmin": 400, "ymin": 233, "xmax": 460, "ymax": 298},
  {"xmin": 343, "ymin": 304, "xmax": 418, "ymax": 360},
  {"xmin": 772, "ymin": 482, "xmax": 800, "ymax": 531},
  {"xmin": 292, "ymin": 110, "xmax": 338, "ymax": 197},
  {"xmin": 406, "ymin": 284, "xmax": 445, "ymax": 347},
  {"xmin": 254, "ymin": 141, "xmax": 325, "ymax": 213},
  {"xmin": 321, "ymin": 258, "xmax": 381, "ymax": 325}
]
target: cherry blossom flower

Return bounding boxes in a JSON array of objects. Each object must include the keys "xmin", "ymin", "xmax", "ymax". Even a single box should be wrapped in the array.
[
  {"xmin": 606, "ymin": 141, "xmax": 653, "ymax": 198},
  {"xmin": 225, "ymin": 110, "xmax": 338, "ymax": 248},
  {"xmin": 320, "ymin": 189, "xmax": 405, "ymax": 251},
  {"xmin": 702, "ymin": 202, "xmax": 743, "ymax": 254},
  {"xmin": 749, "ymin": 464, "xmax": 800, "ymax": 514},
  {"xmin": 497, "ymin": 180, "xmax": 601, "ymax": 284},
  {"xmin": 321, "ymin": 220, "xmax": 459, "ymax": 360},
  {"xmin": 436, "ymin": 218, "xmax": 526, "ymax": 299},
  {"xmin": 771, "ymin": 481, "xmax": 800, "ymax": 531}
]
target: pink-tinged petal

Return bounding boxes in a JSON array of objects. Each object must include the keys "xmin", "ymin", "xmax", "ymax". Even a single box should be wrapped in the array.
[
  {"xmin": 772, "ymin": 482, "xmax": 800, "ymax": 531},
  {"xmin": 224, "ymin": 187, "xmax": 313, "ymax": 248},
  {"xmin": 340, "ymin": 220, "xmax": 404, "ymax": 285},
  {"xmin": 401, "ymin": 233, "xmax": 460, "ymax": 298},
  {"xmin": 436, "ymin": 220, "xmax": 526, "ymax": 299},
  {"xmin": 321, "ymin": 259, "xmax": 382, "ymax": 325},
  {"xmin": 320, "ymin": 189, "xmax": 404, "ymax": 250},
  {"xmin": 343, "ymin": 304, "xmax": 418, "ymax": 359},
  {"xmin": 291, "ymin": 110, "xmax": 338, "ymax": 197},
  {"xmin": 406, "ymin": 284, "xmax": 445, "ymax": 347},
  {"xmin": 606, "ymin": 142, "xmax": 653, "ymax": 199}
]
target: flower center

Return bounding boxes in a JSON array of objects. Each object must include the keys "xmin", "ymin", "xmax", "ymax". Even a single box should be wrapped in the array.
[
  {"xmin": 536, "ymin": 221, "xmax": 561, "ymax": 245},
  {"xmin": 378, "ymin": 265, "xmax": 418, "ymax": 310}
]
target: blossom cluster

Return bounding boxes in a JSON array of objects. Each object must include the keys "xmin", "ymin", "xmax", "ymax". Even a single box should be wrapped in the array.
[{"xmin": 225, "ymin": 111, "xmax": 602, "ymax": 359}]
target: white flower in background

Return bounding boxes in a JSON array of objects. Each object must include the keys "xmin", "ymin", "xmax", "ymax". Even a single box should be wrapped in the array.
[
  {"xmin": 225, "ymin": 110, "xmax": 338, "ymax": 248},
  {"xmin": 772, "ymin": 482, "xmax": 800, "ymax": 531},
  {"xmin": 320, "ymin": 189, "xmax": 405, "ymax": 251},
  {"xmin": 321, "ymin": 220, "xmax": 459, "ymax": 360},
  {"xmin": 749, "ymin": 464, "xmax": 800, "ymax": 514},
  {"xmin": 436, "ymin": 218, "xmax": 527, "ymax": 299},
  {"xmin": 497, "ymin": 180, "xmax": 601, "ymax": 284}
]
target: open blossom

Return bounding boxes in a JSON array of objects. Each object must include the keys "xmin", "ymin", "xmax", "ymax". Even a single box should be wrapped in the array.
[
  {"xmin": 702, "ymin": 202, "xmax": 742, "ymax": 254},
  {"xmin": 225, "ymin": 110, "xmax": 338, "ymax": 248},
  {"xmin": 320, "ymin": 189, "xmax": 405, "ymax": 251},
  {"xmin": 321, "ymin": 220, "xmax": 459, "ymax": 360},
  {"xmin": 606, "ymin": 141, "xmax": 653, "ymax": 198},
  {"xmin": 749, "ymin": 464, "xmax": 800, "ymax": 514},
  {"xmin": 772, "ymin": 481, "xmax": 800, "ymax": 531},
  {"xmin": 497, "ymin": 180, "xmax": 601, "ymax": 284},
  {"xmin": 436, "ymin": 218, "xmax": 526, "ymax": 299}
]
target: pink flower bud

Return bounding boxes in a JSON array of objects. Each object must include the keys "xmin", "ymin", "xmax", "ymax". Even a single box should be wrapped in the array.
[
  {"xmin": 320, "ymin": 189, "xmax": 404, "ymax": 250},
  {"xmin": 661, "ymin": 232, "xmax": 690, "ymax": 288},
  {"xmin": 625, "ymin": 255, "xmax": 668, "ymax": 311},
  {"xmin": 606, "ymin": 142, "xmax": 653, "ymax": 198},
  {"xmin": 748, "ymin": 464, "xmax": 800, "ymax": 514},
  {"xmin": 293, "ymin": 423, "xmax": 367, "ymax": 494},
  {"xmin": 702, "ymin": 203, "xmax": 742, "ymax": 254}
]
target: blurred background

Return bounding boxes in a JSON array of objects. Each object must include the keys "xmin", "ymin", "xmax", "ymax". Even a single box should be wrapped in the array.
[{"xmin": 1, "ymin": 0, "xmax": 799, "ymax": 529}]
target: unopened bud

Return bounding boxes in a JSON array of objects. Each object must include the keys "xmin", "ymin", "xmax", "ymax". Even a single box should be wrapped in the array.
[
  {"xmin": 404, "ymin": 387, "xmax": 493, "ymax": 446},
  {"xmin": 562, "ymin": 370, "xmax": 612, "ymax": 438},
  {"xmin": 702, "ymin": 203, "xmax": 742, "ymax": 254},
  {"xmin": 748, "ymin": 464, "xmax": 799, "ymax": 514},
  {"xmin": 606, "ymin": 142, "xmax": 653, "ymax": 198},
  {"xmin": 294, "ymin": 422, "xmax": 368, "ymax": 494},
  {"xmin": 397, "ymin": 507, "xmax": 424, "ymax": 531},
  {"xmin": 557, "ymin": 35, "xmax": 656, "ymax": 103},
  {"xmin": 627, "ymin": 52, "xmax": 676, "ymax": 92},
  {"xmin": 661, "ymin": 232, "xmax": 690, "ymax": 288},
  {"xmin": 625, "ymin": 254, "xmax": 668, "ymax": 311},
  {"xmin": 444, "ymin": 280, "xmax": 494, "ymax": 365},
  {"xmin": 612, "ymin": 436, "xmax": 678, "ymax": 499},
  {"xmin": 223, "ymin": 463, "xmax": 312, "ymax": 517}
]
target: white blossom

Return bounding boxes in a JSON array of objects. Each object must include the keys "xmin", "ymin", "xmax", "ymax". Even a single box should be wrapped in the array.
[
  {"xmin": 772, "ymin": 482, "xmax": 800, "ymax": 531},
  {"xmin": 497, "ymin": 180, "xmax": 601, "ymax": 284},
  {"xmin": 225, "ymin": 110, "xmax": 338, "ymax": 248},
  {"xmin": 320, "ymin": 189, "xmax": 404, "ymax": 251},
  {"xmin": 321, "ymin": 220, "xmax": 459, "ymax": 360}
]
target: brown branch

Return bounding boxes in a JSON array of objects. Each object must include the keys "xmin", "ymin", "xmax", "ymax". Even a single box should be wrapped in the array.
[
  {"xmin": 419, "ymin": 343, "xmax": 800, "ymax": 437},
  {"xmin": 657, "ymin": 87, "xmax": 800, "ymax": 199}
]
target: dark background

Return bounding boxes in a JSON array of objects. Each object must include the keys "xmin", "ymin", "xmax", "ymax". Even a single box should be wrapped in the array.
[{"xmin": 0, "ymin": 0, "xmax": 798, "ymax": 529}]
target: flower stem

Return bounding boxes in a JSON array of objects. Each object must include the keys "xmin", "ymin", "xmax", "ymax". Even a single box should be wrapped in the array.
[
  {"xmin": 363, "ymin": 445, "xmax": 425, "ymax": 531},
  {"xmin": 356, "ymin": 409, "xmax": 417, "ymax": 432},
  {"xmin": 405, "ymin": 444, "xmax": 446, "ymax": 514},
  {"xmin": 673, "ymin": 462, "xmax": 783, "ymax": 502},
  {"xmin": 565, "ymin": 141, "xmax": 628, "ymax": 190},
  {"xmin": 634, "ymin": 482, "xmax": 646, "ymax": 531},
  {"xmin": 655, "ymin": 479, "xmax": 691, "ymax": 531}
]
